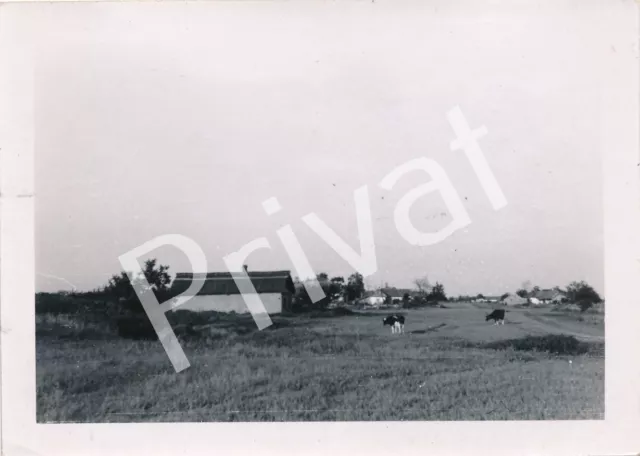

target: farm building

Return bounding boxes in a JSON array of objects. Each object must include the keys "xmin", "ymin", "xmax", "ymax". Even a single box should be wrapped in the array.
[
  {"xmin": 357, "ymin": 290, "xmax": 385, "ymax": 307},
  {"xmin": 381, "ymin": 287, "xmax": 403, "ymax": 303},
  {"xmin": 169, "ymin": 270, "xmax": 295, "ymax": 314},
  {"xmin": 552, "ymin": 293, "xmax": 569, "ymax": 304},
  {"xmin": 532, "ymin": 289, "xmax": 566, "ymax": 304},
  {"xmin": 380, "ymin": 287, "xmax": 417, "ymax": 303},
  {"xmin": 501, "ymin": 293, "xmax": 528, "ymax": 306}
]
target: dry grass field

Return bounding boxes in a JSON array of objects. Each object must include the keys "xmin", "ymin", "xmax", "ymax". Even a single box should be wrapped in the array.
[{"xmin": 36, "ymin": 301, "xmax": 604, "ymax": 422}]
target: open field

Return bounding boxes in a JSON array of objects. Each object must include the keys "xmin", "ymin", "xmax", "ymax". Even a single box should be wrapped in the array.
[{"xmin": 36, "ymin": 301, "xmax": 604, "ymax": 422}]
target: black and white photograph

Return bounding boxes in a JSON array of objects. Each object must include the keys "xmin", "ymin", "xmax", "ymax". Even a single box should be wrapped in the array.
[{"xmin": 1, "ymin": 0, "xmax": 639, "ymax": 454}]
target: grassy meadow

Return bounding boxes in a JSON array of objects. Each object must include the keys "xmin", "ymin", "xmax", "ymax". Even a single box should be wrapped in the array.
[{"xmin": 36, "ymin": 301, "xmax": 604, "ymax": 422}]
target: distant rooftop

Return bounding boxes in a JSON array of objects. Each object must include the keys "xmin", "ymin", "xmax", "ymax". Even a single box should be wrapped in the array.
[
  {"xmin": 175, "ymin": 270, "xmax": 291, "ymax": 279},
  {"xmin": 532, "ymin": 289, "xmax": 564, "ymax": 300},
  {"xmin": 171, "ymin": 270, "xmax": 294, "ymax": 296}
]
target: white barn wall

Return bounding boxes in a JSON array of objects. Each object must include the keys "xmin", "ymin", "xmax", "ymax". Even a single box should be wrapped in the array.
[
  {"xmin": 361, "ymin": 297, "xmax": 385, "ymax": 306},
  {"xmin": 178, "ymin": 293, "xmax": 283, "ymax": 314}
]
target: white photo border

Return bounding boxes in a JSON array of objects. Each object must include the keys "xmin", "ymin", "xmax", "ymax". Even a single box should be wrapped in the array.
[{"xmin": 1, "ymin": 1, "xmax": 638, "ymax": 455}]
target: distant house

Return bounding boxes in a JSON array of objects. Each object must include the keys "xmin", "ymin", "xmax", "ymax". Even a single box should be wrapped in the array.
[
  {"xmin": 169, "ymin": 270, "xmax": 295, "ymax": 314},
  {"xmin": 485, "ymin": 296, "xmax": 501, "ymax": 303},
  {"xmin": 381, "ymin": 287, "xmax": 403, "ymax": 303},
  {"xmin": 551, "ymin": 293, "xmax": 569, "ymax": 304},
  {"xmin": 532, "ymin": 289, "xmax": 566, "ymax": 304},
  {"xmin": 501, "ymin": 293, "xmax": 528, "ymax": 306},
  {"xmin": 380, "ymin": 287, "xmax": 418, "ymax": 303},
  {"xmin": 357, "ymin": 290, "xmax": 386, "ymax": 308}
]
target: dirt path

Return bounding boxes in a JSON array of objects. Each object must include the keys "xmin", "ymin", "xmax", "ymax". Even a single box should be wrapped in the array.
[{"xmin": 519, "ymin": 311, "xmax": 604, "ymax": 342}]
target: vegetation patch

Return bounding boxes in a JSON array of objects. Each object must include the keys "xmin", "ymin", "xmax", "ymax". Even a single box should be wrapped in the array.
[
  {"xmin": 36, "ymin": 314, "xmax": 114, "ymax": 341},
  {"xmin": 308, "ymin": 307, "xmax": 356, "ymax": 318},
  {"xmin": 483, "ymin": 334, "xmax": 601, "ymax": 356}
]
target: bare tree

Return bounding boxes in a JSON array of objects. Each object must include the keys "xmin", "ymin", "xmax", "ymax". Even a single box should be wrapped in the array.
[{"xmin": 414, "ymin": 276, "xmax": 432, "ymax": 295}]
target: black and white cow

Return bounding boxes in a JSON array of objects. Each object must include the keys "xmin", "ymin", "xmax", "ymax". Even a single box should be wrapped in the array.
[
  {"xmin": 383, "ymin": 314, "xmax": 405, "ymax": 334},
  {"xmin": 485, "ymin": 309, "xmax": 506, "ymax": 325}
]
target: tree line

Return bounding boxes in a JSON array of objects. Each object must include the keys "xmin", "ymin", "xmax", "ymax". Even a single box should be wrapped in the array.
[{"xmin": 50, "ymin": 261, "xmax": 447, "ymax": 314}]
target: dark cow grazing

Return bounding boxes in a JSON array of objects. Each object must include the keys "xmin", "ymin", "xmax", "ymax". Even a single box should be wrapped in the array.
[
  {"xmin": 383, "ymin": 314, "xmax": 405, "ymax": 334},
  {"xmin": 486, "ymin": 309, "xmax": 506, "ymax": 325}
]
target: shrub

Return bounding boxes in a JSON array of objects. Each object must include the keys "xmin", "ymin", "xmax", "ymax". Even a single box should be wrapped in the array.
[
  {"xmin": 291, "ymin": 285, "xmax": 331, "ymax": 312},
  {"xmin": 115, "ymin": 316, "xmax": 158, "ymax": 340},
  {"xmin": 404, "ymin": 294, "xmax": 429, "ymax": 308},
  {"xmin": 578, "ymin": 300, "xmax": 593, "ymax": 313},
  {"xmin": 167, "ymin": 309, "xmax": 218, "ymax": 326},
  {"xmin": 484, "ymin": 334, "xmax": 592, "ymax": 355},
  {"xmin": 36, "ymin": 292, "xmax": 119, "ymax": 318},
  {"xmin": 427, "ymin": 282, "xmax": 447, "ymax": 302},
  {"xmin": 586, "ymin": 302, "xmax": 604, "ymax": 314},
  {"xmin": 36, "ymin": 313, "xmax": 114, "ymax": 340},
  {"xmin": 308, "ymin": 307, "xmax": 355, "ymax": 318},
  {"xmin": 36, "ymin": 293, "xmax": 82, "ymax": 315}
]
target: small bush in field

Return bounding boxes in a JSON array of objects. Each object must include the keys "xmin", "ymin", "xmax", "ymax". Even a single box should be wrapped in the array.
[
  {"xmin": 115, "ymin": 316, "xmax": 157, "ymax": 340},
  {"xmin": 308, "ymin": 307, "xmax": 355, "ymax": 318},
  {"xmin": 578, "ymin": 300, "xmax": 593, "ymax": 313},
  {"xmin": 168, "ymin": 310, "xmax": 219, "ymax": 326},
  {"xmin": 36, "ymin": 293, "xmax": 82, "ymax": 315},
  {"xmin": 484, "ymin": 334, "xmax": 592, "ymax": 355},
  {"xmin": 36, "ymin": 313, "xmax": 115, "ymax": 340}
]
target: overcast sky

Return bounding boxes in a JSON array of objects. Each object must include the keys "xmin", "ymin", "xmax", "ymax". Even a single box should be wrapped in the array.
[{"xmin": 34, "ymin": 2, "xmax": 604, "ymax": 296}]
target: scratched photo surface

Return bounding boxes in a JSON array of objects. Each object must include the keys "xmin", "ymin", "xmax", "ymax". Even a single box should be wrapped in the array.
[{"xmin": 35, "ymin": 3, "xmax": 604, "ymax": 422}]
